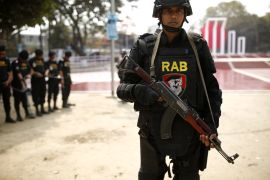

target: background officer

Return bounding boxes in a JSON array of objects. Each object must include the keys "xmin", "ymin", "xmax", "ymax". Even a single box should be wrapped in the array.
[
  {"xmin": 59, "ymin": 51, "xmax": 72, "ymax": 108},
  {"xmin": 116, "ymin": 0, "xmax": 222, "ymax": 179},
  {"xmin": 11, "ymin": 50, "xmax": 35, "ymax": 121},
  {"xmin": 29, "ymin": 49, "xmax": 48, "ymax": 116},
  {"xmin": 0, "ymin": 45, "xmax": 16, "ymax": 123},
  {"xmin": 45, "ymin": 51, "xmax": 60, "ymax": 112}
]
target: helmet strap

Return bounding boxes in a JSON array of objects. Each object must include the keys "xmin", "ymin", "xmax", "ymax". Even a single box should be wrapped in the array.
[{"xmin": 162, "ymin": 24, "xmax": 182, "ymax": 32}]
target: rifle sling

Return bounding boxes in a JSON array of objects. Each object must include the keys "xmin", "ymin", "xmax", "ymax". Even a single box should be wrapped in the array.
[{"xmin": 187, "ymin": 34, "xmax": 217, "ymax": 130}]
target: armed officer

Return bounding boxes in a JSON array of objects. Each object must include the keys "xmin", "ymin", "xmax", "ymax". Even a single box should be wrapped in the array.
[
  {"xmin": 0, "ymin": 45, "xmax": 16, "ymax": 123},
  {"xmin": 45, "ymin": 51, "xmax": 60, "ymax": 112},
  {"xmin": 29, "ymin": 49, "xmax": 48, "ymax": 116},
  {"xmin": 11, "ymin": 50, "xmax": 35, "ymax": 121},
  {"xmin": 59, "ymin": 51, "xmax": 72, "ymax": 108},
  {"xmin": 116, "ymin": 0, "xmax": 222, "ymax": 179}
]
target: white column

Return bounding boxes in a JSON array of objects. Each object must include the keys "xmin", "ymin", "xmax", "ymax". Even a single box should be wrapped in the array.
[
  {"xmin": 212, "ymin": 21, "xmax": 218, "ymax": 55},
  {"xmin": 228, "ymin": 30, "xmax": 236, "ymax": 55},
  {"xmin": 205, "ymin": 20, "xmax": 210, "ymax": 44},
  {"xmin": 220, "ymin": 19, "xmax": 227, "ymax": 55},
  {"xmin": 237, "ymin": 37, "xmax": 246, "ymax": 55}
]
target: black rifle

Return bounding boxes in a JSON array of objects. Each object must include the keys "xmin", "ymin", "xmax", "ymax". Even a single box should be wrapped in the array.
[{"xmin": 128, "ymin": 57, "xmax": 239, "ymax": 164}]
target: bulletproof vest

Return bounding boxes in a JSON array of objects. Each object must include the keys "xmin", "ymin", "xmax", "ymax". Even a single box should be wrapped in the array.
[
  {"xmin": 31, "ymin": 57, "xmax": 45, "ymax": 75},
  {"xmin": 18, "ymin": 60, "xmax": 31, "ymax": 77},
  {"xmin": 12, "ymin": 60, "xmax": 30, "ymax": 89},
  {"xmin": 154, "ymin": 46, "xmax": 198, "ymax": 108},
  {"xmin": 47, "ymin": 61, "xmax": 59, "ymax": 77},
  {"xmin": 60, "ymin": 60, "xmax": 71, "ymax": 77},
  {"xmin": 138, "ymin": 32, "xmax": 205, "ymax": 157},
  {"xmin": 0, "ymin": 57, "xmax": 10, "ymax": 82}
]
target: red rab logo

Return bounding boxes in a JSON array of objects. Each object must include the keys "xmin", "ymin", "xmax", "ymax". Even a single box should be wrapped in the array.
[{"xmin": 163, "ymin": 73, "xmax": 187, "ymax": 97}]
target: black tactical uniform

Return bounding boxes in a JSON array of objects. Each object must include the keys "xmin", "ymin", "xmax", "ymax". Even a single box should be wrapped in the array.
[
  {"xmin": 11, "ymin": 50, "xmax": 35, "ymax": 121},
  {"xmin": 59, "ymin": 51, "xmax": 72, "ymax": 108},
  {"xmin": 116, "ymin": 1, "xmax": 222, "ymax": 179},
  {"xmin": 0, "ymin": 45, "xmax": 16, "ymax": 123},
  {"xmin": 29, "ymin": 49, "xmax": 47, "ymax": 116},
  {"xmin": 45, "ymin": 51, "xmax": 60, "ymax": 112}
]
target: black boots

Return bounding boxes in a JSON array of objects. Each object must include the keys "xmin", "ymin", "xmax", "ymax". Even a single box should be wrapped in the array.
[
  {"xmin": 16, "ymin": 113, "xmax": 23, "ymax": 122},
  {"xmin": 5, "ymin": 114, "xmax": 16, "ymax": 123},
  {"xmin": 53, "ymin": 101, "xmax": 59, "ymax": 110},
  {"xmin": 62, "ymin": 100, "xmax": 69, "ymax": 108}
]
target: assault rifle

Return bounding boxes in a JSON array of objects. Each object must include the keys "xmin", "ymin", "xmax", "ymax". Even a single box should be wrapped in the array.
[{"xmin": 128, "ymin": 57, "xmax": 239, "ymax": 164}]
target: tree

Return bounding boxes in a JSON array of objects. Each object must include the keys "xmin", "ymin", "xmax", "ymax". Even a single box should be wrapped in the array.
[
  {"xmin": 52, "ymin": 0, "xmax": 138, "ymax": 55},
  {"xmin": 0, "ymin": 0, "xmax": 56, "ymax": 44},
  {"xmin": 49, "ymin": 21, "xmax": 72, "ymax": 49}
]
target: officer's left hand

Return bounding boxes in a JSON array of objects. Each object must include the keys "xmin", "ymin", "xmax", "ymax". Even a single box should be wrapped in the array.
[{"xmin": 200, "ymin": 134, "xmax": 217, "ymax": 148}]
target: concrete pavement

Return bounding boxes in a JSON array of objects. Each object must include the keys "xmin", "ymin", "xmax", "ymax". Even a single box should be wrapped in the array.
[{"xmin": 0, "ymin": 91, "xmax": 270, "ymax": 180}]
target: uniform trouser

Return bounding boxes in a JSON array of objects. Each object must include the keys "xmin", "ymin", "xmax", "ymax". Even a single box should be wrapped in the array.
[
  {"xmin": 0, "ymin": 84, "xmax": 11, "ymax": 118},
  {"xmin": 62, "ymin": 77, "xmax": 71, "ymax": 103},
  {"xmin": 47, "ymin": 78, "xmax": 59, "ymax": 103},
  {"xmin": 31, "ymin": 77, "xmax": 46, "ymax": 106},
  {"xmin": 13, "ymin": 90, "xmax": 28, "ymax": 117},
  {"xmin": 139, "ymin": 136, "xmax": 200, "ymax": 180}
]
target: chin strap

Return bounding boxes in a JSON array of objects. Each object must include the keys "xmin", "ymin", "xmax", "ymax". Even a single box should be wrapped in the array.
[{"xmin": 162, "ymin": 24, "xmax": 182, "ymax": 32}]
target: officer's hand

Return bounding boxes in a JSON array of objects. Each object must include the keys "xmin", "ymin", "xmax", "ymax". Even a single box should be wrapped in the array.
[
  {"xmin": 200, "ymin": 134, "xmax": 217, "ymax": 148},
  {"xmin": 133, "ymin": 84, "xmax": 160, "ymax": 106}
]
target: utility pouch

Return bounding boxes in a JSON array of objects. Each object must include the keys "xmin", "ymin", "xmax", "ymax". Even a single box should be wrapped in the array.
[{"xmin": 198, "ymin": 144, "xmax": 209, "ymax": 171}]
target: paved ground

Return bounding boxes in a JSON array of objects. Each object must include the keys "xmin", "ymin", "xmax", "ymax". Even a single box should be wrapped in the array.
[{"xmin": 0, "ymin": 91, "xmax": 270, "ymax": 180}]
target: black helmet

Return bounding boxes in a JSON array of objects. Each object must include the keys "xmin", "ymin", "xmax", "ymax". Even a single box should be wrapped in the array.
[
  {"xmin": 48, "ymin": 51, "xmax": 56, "ymax": 57},
  {"xmin": 152, "ymin": 0, "xmax": 193, "ymax": 18},
  {"xmin": 65, "ymin": 51, "xmax": 72, "ymax": 57},
  {"xmin": 19, "ymin": 50, "xmax": 29, "ymax": 60},
  {"xmin": 35, "ymin": 49, "xmax": 43, "ymax": 56}
]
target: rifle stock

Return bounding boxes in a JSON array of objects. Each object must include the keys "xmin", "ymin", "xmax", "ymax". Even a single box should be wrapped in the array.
[{"xmin": 131, "ymin": 57, "xmax": 239, "ymax": 164}]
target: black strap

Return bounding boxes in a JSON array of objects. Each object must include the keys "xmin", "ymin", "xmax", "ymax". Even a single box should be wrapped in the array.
[{"xmin": 187, "ymin": 33, "xmax": 217, "ymax": 131}]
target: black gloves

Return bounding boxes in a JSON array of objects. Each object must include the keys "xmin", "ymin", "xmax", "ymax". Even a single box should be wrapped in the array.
[{"xmin": 133, "ymin": 84, "xmax": 159, "ymax": 106}]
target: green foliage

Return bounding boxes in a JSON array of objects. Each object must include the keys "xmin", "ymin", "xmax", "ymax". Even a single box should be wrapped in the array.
[
  {"xmin": 205, "ymin": 1, "xmax": 248, "ymax": 18},
  {"xmin": 52, "ymin": 0, "xmax": 137, "ymax": 55},
  {"xmin": 49, "ymin": 22, "xmax": 71, "ymax": 49},
  {"xmin": 0, "ymin": 0, "xmax": 56, "ymax": 33}
]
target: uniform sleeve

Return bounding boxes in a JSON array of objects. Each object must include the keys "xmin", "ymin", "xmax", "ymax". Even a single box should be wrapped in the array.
[
  {"xmin": 198, "ymin": 39, "xmax": 222, "ymax": 130},
  {"xmin": 116, "ymin": 38, "xmax": 147, "ymax": 102},
  {"xmin": 58, "ymin": 61, "xmax": 63, "ymax": 71},
  {"xmin": 6, "ymin": 58, "xmax": 12, "ymax": 72},
  {"xmin": 28, "ymin": 58, "xmax": 34, "ymax": 69},
  {"xmin": 44, "ymin": 61, "xmax": 49, "ymax": 70},
  {"xmin": 11, "ymin": 61, "xmax": 18, "ymax": 73}
]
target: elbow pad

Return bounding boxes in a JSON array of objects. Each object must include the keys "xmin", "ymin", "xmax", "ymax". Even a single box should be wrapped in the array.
[{"xmin": 116, "ymin": 83, "xmax": 136, "ymax": 102}]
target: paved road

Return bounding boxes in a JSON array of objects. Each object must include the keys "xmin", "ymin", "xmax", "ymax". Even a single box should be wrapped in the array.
[{"xmin": 0, "ymin": 91, "xmax": 270, "ymax": 180}]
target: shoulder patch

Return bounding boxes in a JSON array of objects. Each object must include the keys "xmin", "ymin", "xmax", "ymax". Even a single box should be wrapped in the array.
[
  {"xmin": 139, "ymin": 33, "xmax": 157, "ymax": 50},
  {"xmin": 139, "ymin": 33, "xmax": 153, "ymax": 39}
]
